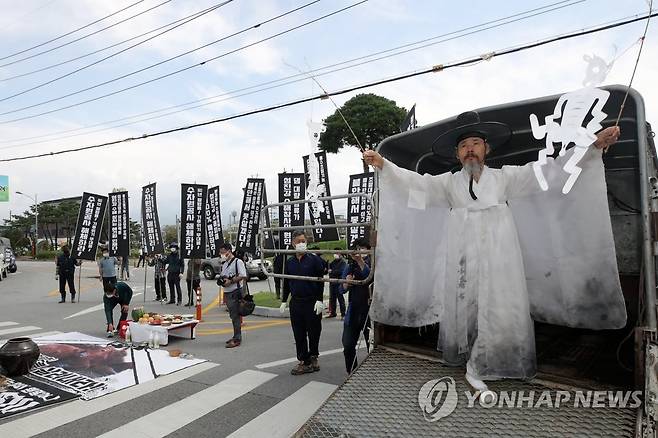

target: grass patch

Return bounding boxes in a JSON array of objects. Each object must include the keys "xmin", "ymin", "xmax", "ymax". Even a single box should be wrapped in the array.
[{"xmin": 253, "ymin": 291, "xmax": 282, "ymax": 308}]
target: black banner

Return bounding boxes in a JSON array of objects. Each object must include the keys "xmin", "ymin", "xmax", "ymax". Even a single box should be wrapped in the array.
[
  {"xmin": 303, "ymin": 151, "xmax": 339, "ymax": 242},
  {"xmin": 0, "ymin": 375, "xmax": 77, "ymax": 419},
  {"xmin": 347, "ymin": 172, "xmax": 375, "ymax": 247},
  {"xmin": 108, "ymin": 191, "xmax": 130, "ymax": 257},
  {"xmin": 262, "ymin": 184, "xmax": 275, "ymax": 250},
  {"xmin": 278, "ymin": 173, "xmax": 305, "ymax": 248},
  {"xmin": 206, "ymin": 186, "xmax": 224, "ymax": 258},
  {"xmin": 72, "ymin": 192, "xmax": 108, "ymax": 261},
  {"xmin": 141, "ymin": 183, "xmax": 164, "ymax": 256},
  {"xmin": 236, "ymin": 178, "xmax": 264, "ymax": 254},
  {"xmin": 181, "ymin": 183, "xmax": 208, "ymax": 259}
]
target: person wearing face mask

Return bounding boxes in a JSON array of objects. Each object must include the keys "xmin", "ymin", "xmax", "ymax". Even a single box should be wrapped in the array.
[
  {"xmin": 164, "ymin": 243, "xmax": 185, "ymax": 305},
  {"xmin": 97, "ymin": 246, "xmax": 119, "ymax": 290},
  {"xmin": 148, "ymin": 254, "xmax": 167, "ymax": 302},
  {"xmin": 327, "ymin": 247, "xmax": 347, "ymax": 319},
  {"xmin": 185, "ymin": 258, "xmax": 202, "ymax": 307},
  {"xmin": 280, "ymin": 230, "xmax": 326, "ymax": 375},
  {"xmin": 55, "ymin": 245, "xmax": 79, "ymax": 303},
  {"xmin": 217, "ymin": 243, "xmax": 247, "ymax": 348}
]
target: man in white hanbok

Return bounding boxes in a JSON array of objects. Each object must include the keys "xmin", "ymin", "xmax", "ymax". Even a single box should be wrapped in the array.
[{"xmin": 363, "ymin": 111, "xmax": 624, "ymax": 392}]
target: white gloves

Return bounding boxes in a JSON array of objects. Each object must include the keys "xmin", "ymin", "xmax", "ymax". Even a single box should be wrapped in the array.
[
  {"xmin": 279, "ymin": 303, "xmax": 287, "ymax": 314},
  {"xmin": 314, "ymin": 301, "xmax": 325, "ymax": 315}
]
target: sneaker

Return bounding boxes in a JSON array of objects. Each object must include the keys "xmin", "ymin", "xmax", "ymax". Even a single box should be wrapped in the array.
[
  {"xmin": 291, "ymin": 361, "xmax": 313, "ymax": 375},
  {"xmin": 226, "ymin": 339, "xmax": 241, "ymax": 348},
  {"xmin": 106, "ymin": 331, "xmax": 114, "ymax": 338},
  {"xmin": 58, "ymin": 300, "xmax": 65, "ymax": 303},
  {"xmin": 311, "ymin": 356, "xmax": 320, "ymax": 372}
]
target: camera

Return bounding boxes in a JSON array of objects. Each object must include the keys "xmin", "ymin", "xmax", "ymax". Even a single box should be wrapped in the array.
[{"xmin": 217, "ymin": 274, "xmax": 235, "ymax": 286}]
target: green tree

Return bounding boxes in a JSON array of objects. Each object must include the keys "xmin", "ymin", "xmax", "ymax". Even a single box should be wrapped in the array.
[
  {"xmin": 318, "ymin": 93, "xmax": 407, "ymax": 172},
  {"xmin": 163, "ymin": 225, "xmax": 177, "ymax": 246}
]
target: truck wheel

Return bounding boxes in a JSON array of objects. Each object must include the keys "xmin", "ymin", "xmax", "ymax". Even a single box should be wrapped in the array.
[{"xmin": 203, "ymin": 266, "xmax": 215, "ymax": 280}]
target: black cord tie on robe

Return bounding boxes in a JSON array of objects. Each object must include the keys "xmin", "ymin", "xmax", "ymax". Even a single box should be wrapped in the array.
[{"xmin": 469, "ymin": 176, "xmax": 478, "ymax": 200}]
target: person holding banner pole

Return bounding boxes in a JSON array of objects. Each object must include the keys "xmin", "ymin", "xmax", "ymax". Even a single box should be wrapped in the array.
[
  {"xmin": 164, "ymin": 243, "xmax": 184, "ymax": 305},
  {"xmin": 149, "ymin": 254, "xmax": 167, "ymax": 302},
  {"xmin": 55, "ymin": 245, "xmax": 79, "ymax": 303},
  {"xmin": 185, "ymin": 258, "xmax": 202, "ymax": 307}
]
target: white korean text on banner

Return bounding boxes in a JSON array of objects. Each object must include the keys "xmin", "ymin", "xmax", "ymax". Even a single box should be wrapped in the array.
[
  {"xmin": 108, "ymin": 191, "xmax": 130, "ymax": 257},
  {"xmin": 347, "ymin": 172, "xmax": 375, "ymax": 247},
  {"xmin": 303, "ymin": 151, "xmax": 339, "ymax": 242},
  {"xmin": 141, "ymin": 183, "xmax": 164, "ymax": 256},
  {"xmin": 181, "ymin": 183, "xmax": 208, "ymax": 259},
  {"xmin": 72, "ymin": 192, "xmax": 108, "ymax": 260},
  {"xmin": 236, "ymin": 178, "xmax": 264, "ymax": 254},
  {"xmin": 206, "ymin": 185, "xmax": 224, "ymax": 258},
  {"xmin": 278, "ymin": 173, "xmax": 306, "ymax": 248},
  {"xmin": 0, "ymin": 375, "xmax": 77, "ymax": 419}
]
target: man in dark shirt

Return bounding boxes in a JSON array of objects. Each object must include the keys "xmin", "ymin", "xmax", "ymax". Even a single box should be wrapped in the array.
[
  {"xmin": 280, "ymin": 231, "xmax": 326, "ymax": 375},
  {"xmin": 55, "ymin": 245, "xmax": 79, "ymax": 303},
  {"xmin": 104, "ymin": 281, "xmax": 133, "ymax": 338},
  {"xmin": 340, "ymin": 237, "xmax": 373, "ymax": 373},
  {"xmin": 164, "ymin": 243, "xmax": 185, "ymax": 305},
  {"xmin": 328, "ymin": 248, "xmax": 347, "ymax": 318}
]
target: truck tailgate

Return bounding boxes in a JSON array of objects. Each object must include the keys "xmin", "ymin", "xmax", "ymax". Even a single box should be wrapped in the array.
[{"xmin": 296, "ymin": 347, "xmax": 637, "ymax": 437}]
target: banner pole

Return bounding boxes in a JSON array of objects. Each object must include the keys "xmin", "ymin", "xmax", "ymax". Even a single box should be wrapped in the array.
[
  {"xmin": 77, "ymin": 262, "xmax": 82, "ymax": 304},
  {"xmin": 143, "ymin": 260, "xmax": 147, "ymax": 303}
]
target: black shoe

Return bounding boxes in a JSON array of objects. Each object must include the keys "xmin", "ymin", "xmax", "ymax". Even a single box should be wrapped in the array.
[
  {"xmin": 71, "ymin": 296, "xmax": 76, "ymax": 303},
  {"xmin": 167, "ymin": 301, "xmax": 175, "ymax": 305},
  {"xmin": 176, "ymin": 302, "xmax": 181, "ymax": 306},
  {"xmin": 58, "ymin": 299, "xmax": 65, "ymax": 303}
]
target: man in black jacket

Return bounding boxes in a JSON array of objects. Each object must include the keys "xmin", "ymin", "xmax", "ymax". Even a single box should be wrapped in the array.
[
  {"xmin": 55, "ymin": 245, "xmax": 79, "ymax": 303},
  {"xmin": 280, "ymin": 231, "xmax": 326, "ymax": 375},
  {"xmin": 164, "ymin": 243, "xmax": 185, "ymax": 305},
  {"xmin": 328, "ymin": 248, "xmax": 347, "ymax": 318}
]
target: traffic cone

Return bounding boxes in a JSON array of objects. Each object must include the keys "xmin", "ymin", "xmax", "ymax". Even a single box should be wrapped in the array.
[{"xmin": 195, "ymin": 287, "xmax": 203, "ymax": 322}]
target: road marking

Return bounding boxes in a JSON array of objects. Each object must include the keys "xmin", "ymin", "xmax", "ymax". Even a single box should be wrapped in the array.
[
  {"xmin": 197, "ymin": 320, "xmax": 289, "ymax": 336},
  {"xmin": 0, "ymin": 325, "xmax": 41, "ymax": 336},
  {"xmin": 255, "ymin": 344, "xmax": 367, "ymax": 369},
  {"xmin": 0, "ymin": 362, "xmax": 218, "ymax": 438},
  {"xmin": 97, "ymin": 369, "xmax": 276, "ymax": 438},
  {"xmin": 64, "ymin": 292, "xmax": 142, "ymax": 319},
  {"xmin": 227, "ymin": 381, "xmax": 337, "ymax": 438},
  {"xmin": 29, "ymin": 331, "xmax": 63, "ymax": 338},
  {"xmin": 202, "ymin": 290, "xmax": 221, "ymax": 314},
  {"xmin": 0, "ymin": 321, "xmax": 18, "ymax": 327}
]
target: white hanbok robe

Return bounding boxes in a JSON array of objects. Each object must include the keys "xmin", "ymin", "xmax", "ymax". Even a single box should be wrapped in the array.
[{"xmin": 371, "ymin": 147, "xmax": 627, "ymax": 380}]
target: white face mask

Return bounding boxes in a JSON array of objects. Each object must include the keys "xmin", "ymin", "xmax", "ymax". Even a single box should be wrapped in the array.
[
  {"xmin": 171, "ymin": 248, "xmax": 177, "ymax": 253},
  {"xmin": 333, "ymin": 254, "xmax": 340, "ymax": 259},
  {"xmin": 219, "ymin": 254, "xmax": 227, "ymax": 262},
  {"xmin": 102, "ymin": 252, "xmax": 109, "ymax": 257},
  {"xmin": 295, "ymin": 242, "xmax": 307, "ymax": 252}
]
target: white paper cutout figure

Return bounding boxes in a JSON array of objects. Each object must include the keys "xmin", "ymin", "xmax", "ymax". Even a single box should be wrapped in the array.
[
  {"xmin": 530, "ymin": 54, "xmax": 611, "ymax": 194},
  {"xmin": 306, "ymin": 120, "xmax": 326, "ymax": 214}
]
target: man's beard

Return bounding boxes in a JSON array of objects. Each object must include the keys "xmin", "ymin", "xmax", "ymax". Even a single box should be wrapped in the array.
[{"xmin": 463, "ymin": 160, "xmax": 483, "ymax": 177}]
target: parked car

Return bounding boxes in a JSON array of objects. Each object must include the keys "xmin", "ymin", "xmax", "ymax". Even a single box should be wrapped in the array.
[
  {"xmin": 201, "ymin": 256, "xmax": 272, "ymax": 281},
  {"xmin": 4, "ymin": 248, "xmax": 17, "ymax": 273}
]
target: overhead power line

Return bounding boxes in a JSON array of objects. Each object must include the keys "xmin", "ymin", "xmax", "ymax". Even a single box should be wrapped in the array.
[
  {"xmin": 0, "ymin": 0, "xmax": 366, "ymax": 122},
  {"xmin": 2, "ymin": 10, "xmax": 655, "ymax": 163},
  {"xmin": 0, "ymin": 1, "xmax": 233, "ymax": 82},
  {"xmin": 0, "ymin": 0, "xmax": 589, "ymax": 150},
  {"xmin": 0, "ymin": 0, "xmax": 144, "ymax": 61},
  {"xmin": 0, "ymin": 0, "xmax": 172, "ymax": 69},
  {"xmin": 0, "ymin": 0, "xmax": 235, "ymax": 102}
]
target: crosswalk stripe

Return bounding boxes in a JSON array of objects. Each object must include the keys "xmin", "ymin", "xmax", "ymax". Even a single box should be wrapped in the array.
[
  {"xmin": 97, "ymin": 369, "xmax": 277, "ymax": 438},
  {"xmin": 27, "ymin": 331, "xmax": 63, "ymax": 338},
  {"xmin": 255, "ymin": 344, "xmax": 367, "ymax": 369},
  {"xmin": 0, "ymin": 321, "xmax": 18, "ymax": 327},
  {"xmin": 0, "ymin": 325, "xmax": 41, "ymax": 336},
  {"xmin": 0, "ymin": 362, "xmax": 219, "ymax": 438},
  {"xmin": 227, "ymin": 381, "xmax": 337, "ymax": 438}
]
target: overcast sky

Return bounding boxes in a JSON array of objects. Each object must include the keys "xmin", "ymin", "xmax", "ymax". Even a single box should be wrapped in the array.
[{"xmin": 0, "ymin": 0, "xmax": 655, "ymax": 227}]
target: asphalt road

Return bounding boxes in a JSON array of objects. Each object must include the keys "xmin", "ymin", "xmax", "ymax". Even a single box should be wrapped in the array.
[{"xmin": 0, "ymin": 260, "xmax": 365, "ymax": 437}]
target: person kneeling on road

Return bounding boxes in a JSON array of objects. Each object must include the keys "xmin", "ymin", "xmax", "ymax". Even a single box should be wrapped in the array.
[
  {"xmin": 279, "ymin": 230, "xmax": 326, "ymax": 375},
  {"xmin": 104, "ymin": 281, "xmax": 133, "ymax": 338},
  {"xmin": 218, "ymin": 243, "xmax": 247, "ymax": 348}
]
